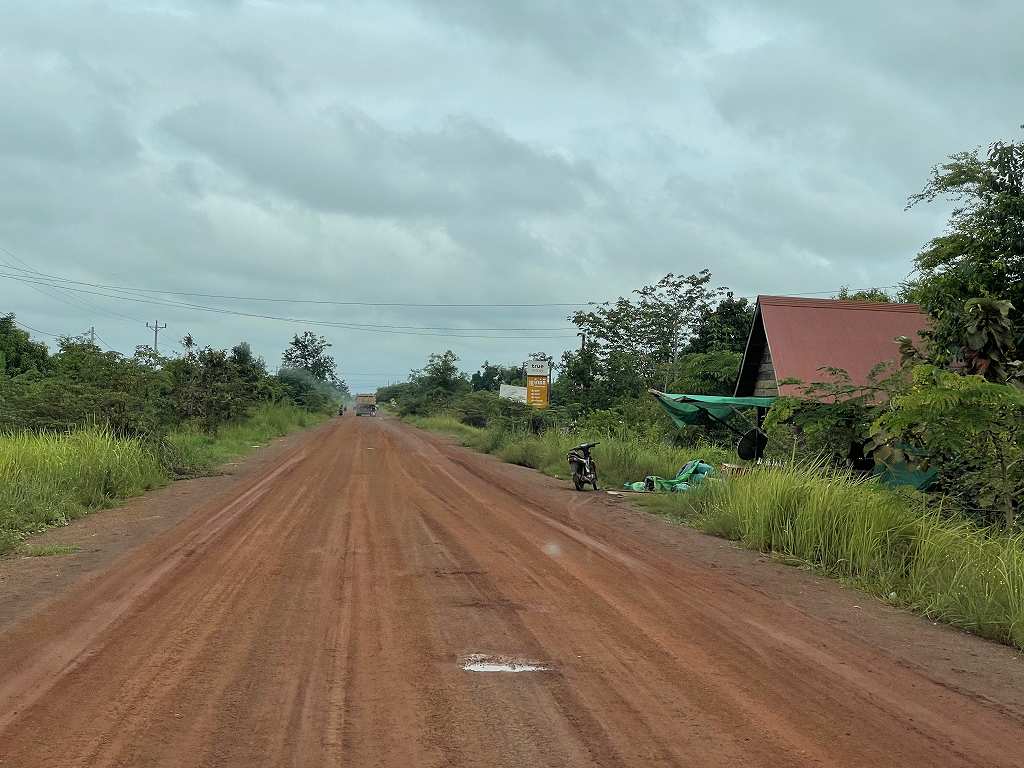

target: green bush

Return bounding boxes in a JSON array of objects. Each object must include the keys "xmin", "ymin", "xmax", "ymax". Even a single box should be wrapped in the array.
[{"xmin": 453, "ymin": 390, "xmax": 500, "ymax": 428}]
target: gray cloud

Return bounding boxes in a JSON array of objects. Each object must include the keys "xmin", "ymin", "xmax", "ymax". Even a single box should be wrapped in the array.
[
  {"xmin": 0, "ymin": 0, "xmax": 1021, "ymax": 386},
  {"xmin": 161, "ymin": 102, "xmax": 605, "ymax": 218}
]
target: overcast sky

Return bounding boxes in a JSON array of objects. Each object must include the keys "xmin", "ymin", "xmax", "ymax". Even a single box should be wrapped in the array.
[{"xmin": 1, "ymin": 0, "xmax": 1021, "ymax": 390}]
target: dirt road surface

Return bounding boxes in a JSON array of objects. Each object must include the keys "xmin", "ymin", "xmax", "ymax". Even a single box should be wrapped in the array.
[{"xmin": 1, "ymin": 417, "xmax": 1023, "ymax": 767}]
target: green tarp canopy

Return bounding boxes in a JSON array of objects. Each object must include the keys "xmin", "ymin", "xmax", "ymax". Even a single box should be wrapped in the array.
[{"xmin": 650, "ymin": 390, "xmax": 776, "ymax": 430}]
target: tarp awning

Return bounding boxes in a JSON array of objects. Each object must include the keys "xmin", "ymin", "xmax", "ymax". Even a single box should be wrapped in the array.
[{"xmin": 650, "ymin": 390, "xmax": 775, "ymax": 429}]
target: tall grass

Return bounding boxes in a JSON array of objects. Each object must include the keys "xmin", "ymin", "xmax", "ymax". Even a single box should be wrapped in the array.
[
  {"xmin": 0, "ymin": 402, "xmax": 326, "ymax": 555},
  {"xmin": 403, "ymin": 414, "xmax": 484, "ymax": 446},
  {"xmin": 0, "ymin": 428, "xmax": 165, "ymax": 554},
  {"xmin": 165, "ymin": 402, "xmax": 325, "ymax": 476},
  {"xmin": 683, "ymin": 463, "xmax": 1024, "ymax": 649}
]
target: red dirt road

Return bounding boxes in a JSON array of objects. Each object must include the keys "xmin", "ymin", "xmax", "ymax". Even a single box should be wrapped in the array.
[{"xmin": 1, "ymin": 417, "xmax": 1023, "ymax": 767}]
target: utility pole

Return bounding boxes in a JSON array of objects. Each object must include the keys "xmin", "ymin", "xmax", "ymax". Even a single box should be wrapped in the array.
[
  {"xmin": 578, "ymin": 332, "xmax": 587, "ymax": 351},
  {"xmin": 146, "ymin": 320, "xmax": 167, "ymax": 353},
  {"xmin": 82, "ymin": 326, "xmax": 96, "ymax": 345}
]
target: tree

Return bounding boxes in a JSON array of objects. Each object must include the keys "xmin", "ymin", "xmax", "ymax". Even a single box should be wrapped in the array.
[
  {"xmin": 669, "ymin": 351, "xmax": 743, "ymax": 395},
  {"xmin": 470, "ymin": 361, "xmax": 525, "ymax": 391},
  {"xmin": 387, "ymin": 350, "xmax": 471, "ymax": 416},
  {"xmin": 282, "ymin": 331, "xmax": 343, "ymax": 388},
  {"xmin": 763, "ymin": 362, "xmax": 909, "ymax": 465},
  {"xmin": 569, "ymin": 271, "xmax": 725, "ymax": 388},
  {"xmin": 418, "ymin": 350, "xmax": 469, "ymax": 396},
  {"xmin": 836, "ymin": 287, "xmax": 893, "ymax": 303},
  {"xmin": 957, "ymin": 298, "xmax": 1021, "ymax": 383},
  {"xmin": 0, "ymin": 313, "xmax": 49, "ymax": 376},
  {"xmin": 905, "ymin": 136, "xmax": 1024, "ymax": 361},
  {"xmin": 876, "ymin": 366, "xmax": 1024, "ymax": 527},
  {"xmin": 686, "ymin": 293, "xmax": 754, "ymax": 354}
]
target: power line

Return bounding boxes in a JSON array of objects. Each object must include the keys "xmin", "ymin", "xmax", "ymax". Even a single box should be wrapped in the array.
[
  {"xmin": 13, "ymin": 319, "xmax": 61, "ymax": 338},
  {"xmin": 0, "ymin": 256, "xmax": 143, "ymax": 326},
  {"xmin": 93, "ymin": 333, "xmax": 120, "ymax": 353},
  {"xmin": 0, "ymin": 272, "xmax": 578, "ymax": 338},
  {"xmin": 0, "ymin": 258, "xmax": 590, "ymax": 308},
  {"xmin": 0, "ymin": 269, "xmax": 905, "ymax": 336}
]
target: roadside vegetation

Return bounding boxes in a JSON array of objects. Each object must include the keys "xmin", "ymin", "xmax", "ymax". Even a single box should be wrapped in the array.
[
  {"xmin": 406, "ymin": 413, "xmax": 731, "ymax": 489},
  {"xmin": 388, "ymin": 132, "xmax": 1024, "ymax": 650},
  {"xmin": 0, "ymin": 322, "xmax": 347, "ymax": 554},
  {"xmin": 649, "ymin": 464, "xmax": 1023, "ymax": 649}
]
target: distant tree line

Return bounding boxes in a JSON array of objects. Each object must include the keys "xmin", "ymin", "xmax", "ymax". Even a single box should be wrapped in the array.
[{"xmin": 0, "ymin": 321, "xmax": 349, "ymax": 436}]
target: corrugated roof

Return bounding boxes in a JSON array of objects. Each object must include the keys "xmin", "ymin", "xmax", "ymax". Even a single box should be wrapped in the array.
[{"xmin": 742, "ymin": 295, "xmax": 930, "ymax": 397}]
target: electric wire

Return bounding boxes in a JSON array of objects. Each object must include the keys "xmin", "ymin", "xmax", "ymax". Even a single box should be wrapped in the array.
[{"xmin": 0, "ymin": 273, "xmax": 578, "ymax": 338}]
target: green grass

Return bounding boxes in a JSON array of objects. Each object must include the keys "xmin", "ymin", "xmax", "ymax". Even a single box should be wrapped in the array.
[
  {"xmin": 667, "ymin": 462, "xmax": 1024, "ymax": 649},
  {"xmin": 403, "ymin": 414, "xmax": 485, "ymax": 445},
  {"xmin": 21, "ymin": 543, "xmax": 80, "ymax": 557},
  {"xmin": 1, "ymin": 402, "xmax": 326, "ymax": 555},
  {"xmin": 0, "ymin": 428, "xmax": 166, "ymax": 554},
  {"xmin": 164, "ymin": 402, "xmax": 326, "ymax": 476}
]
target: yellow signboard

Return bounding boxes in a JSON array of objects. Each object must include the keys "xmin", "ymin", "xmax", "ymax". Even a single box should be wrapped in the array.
[{"xmin": 526, "ymin": 375, "xmax": 549, "ymax": 409}]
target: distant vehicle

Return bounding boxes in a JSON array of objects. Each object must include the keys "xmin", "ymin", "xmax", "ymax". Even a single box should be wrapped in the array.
[
  {"xmin": 567, "ymin": 442, "xmax": 599, "ymax": 491},
  {"xmin": 354, "ymin": 393, "xmax": 377, "ymax": 416},
  {"xmin": 338, "ymin": 403, "xmax": 346, "ymax": 416}
]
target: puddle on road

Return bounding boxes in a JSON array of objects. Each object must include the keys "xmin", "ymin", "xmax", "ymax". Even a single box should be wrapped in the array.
[{"xmin": 460, "ymin": 654, "xmax": 550, "ymax": 673}]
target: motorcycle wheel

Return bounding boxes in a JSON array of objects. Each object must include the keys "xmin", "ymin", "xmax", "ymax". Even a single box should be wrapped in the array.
[{"xmin": 573, "ymin": 472, "xmax": 585, "ymax": 491}]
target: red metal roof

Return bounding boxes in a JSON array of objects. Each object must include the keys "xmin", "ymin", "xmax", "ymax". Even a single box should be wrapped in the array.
[{"xmin": 756, "ymin": 295, "xmax": 930, "ymax": 397}]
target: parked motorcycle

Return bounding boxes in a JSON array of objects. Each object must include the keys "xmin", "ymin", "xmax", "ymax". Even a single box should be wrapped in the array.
[{"xmin": 567, "ymin": 442, "xmax": 599, "ymax": 491}]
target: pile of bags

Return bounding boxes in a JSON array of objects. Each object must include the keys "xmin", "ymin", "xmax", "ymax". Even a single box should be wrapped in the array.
[{"xmin": 624, "ymin": 459, "xmax": 716, "ymax": 493}]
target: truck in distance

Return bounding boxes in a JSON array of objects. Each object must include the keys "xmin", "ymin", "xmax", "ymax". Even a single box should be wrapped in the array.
[{"xmin": 354, "ymin": 393, "xmax": 377, "ymax": 416}]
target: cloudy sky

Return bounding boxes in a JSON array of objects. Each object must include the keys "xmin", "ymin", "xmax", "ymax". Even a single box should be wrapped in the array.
[{"xmin": 1, "ymin": 0, "xmax": 1021, "ymax": 390}]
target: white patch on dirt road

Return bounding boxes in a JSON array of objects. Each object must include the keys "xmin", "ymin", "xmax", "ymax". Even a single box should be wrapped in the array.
[{"xmin": 460, "ymin": 654, "xmax": 549, "ymax": 673}]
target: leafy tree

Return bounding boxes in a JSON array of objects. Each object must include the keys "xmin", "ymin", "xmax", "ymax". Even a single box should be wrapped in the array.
[
  {"xmin": 551, "ymin": 347, "xmax": 600, "ymax": 412},
  {"xmin": 551, "ymin": 347, "xmax": 645, "ymax": 412},
  {"xmin": 876, "ymin": 366, "xmax": 1024, "ymax": 527},
  {"xmin": 418, "ymin": 350, "xmax": 469, "ymax": 395},
  {"xmin": 376, "ymin": 381, "xmax": 416, "ymax": 405},
  {"xmin": 669, "ymin": 351, "xmax": 743, "ymax": 395},
  {"xmin": 956, "ymin": 298, "xmax": 1021, "ymax": 383},
  {"xmin": 277, "ymin": 368, "xmax": 336, "ymax": 412},
  {"xmin": 470, "ymin": 361, "xmax": 525, "ymax": 391},
  {"xmin": 281, "ymin": 331, "xmax": 347, "ymax": 395},
  {"xmin": 386, "ymin": 350, "xmax": 471, "ymax": 416},
  {"xmin": 686, "ymin": 293, "xmax": 754, "ymax": 353},
  {"xmin": 905, "ymin": 136, "xmax": 1024, "ymax": 361},
  {"xmin": 570, "ymin": 271, "xmax": 725, "ymax": 387},
  {"xmin": 0, "ymin": 314, "xmax": 49, "ymax": 376},
  {"xmin": 166, "ymin": 336, "xmax": 271, "ymax": 433},
  {"xmin": 836, "ymin": 287, "xmax": 894, "ymax": 303},
  {"xmin": 764, "ymin": 363, "xmax": 908, "ymax": 464}
]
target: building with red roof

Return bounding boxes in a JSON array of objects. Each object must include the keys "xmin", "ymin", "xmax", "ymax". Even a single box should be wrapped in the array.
[{"xmin": 734, "ymin": 296, "xmax": 930, "ymax": 398}]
